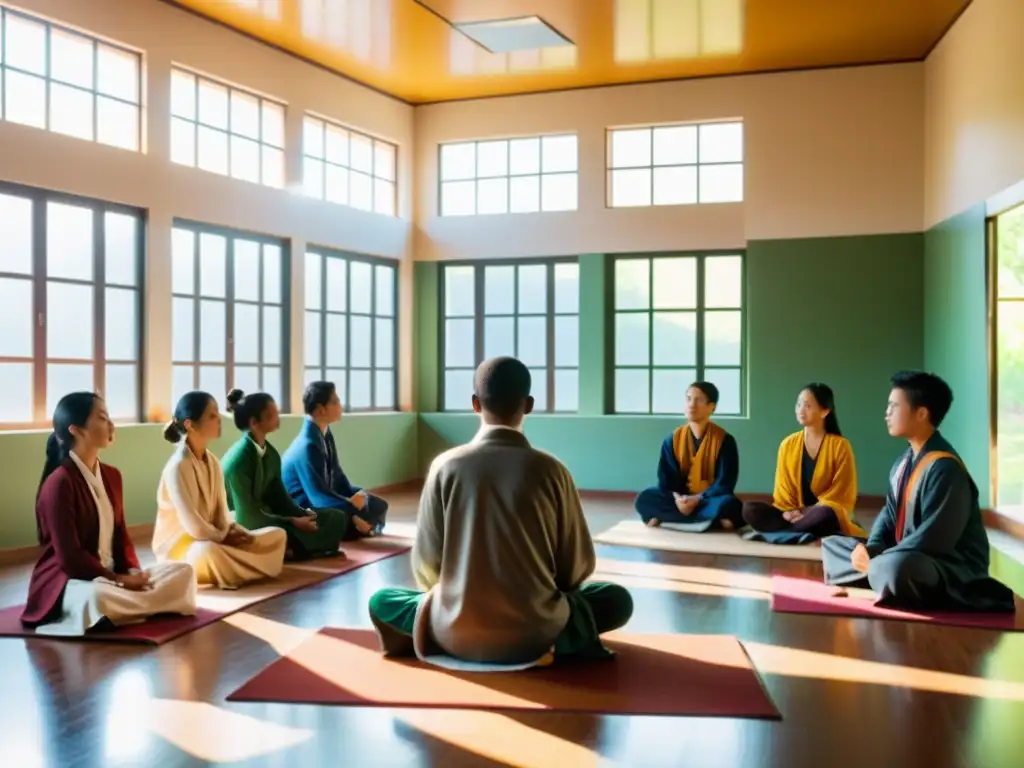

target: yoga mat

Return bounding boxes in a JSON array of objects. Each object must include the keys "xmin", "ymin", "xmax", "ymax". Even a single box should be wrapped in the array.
[
  {"xmin": 0, "ymin": 535, "xmax": 412, "ymax": 645},
  {"xmin": 771, "ymin": 575, "xmax": 1024, "ymax": 631},
  {"xmin": 227, "ymin": 627, "xmax": 781, "ymax": 719},
  {"xmin": 594, "ymin": 521, "xmax": 824, "ymax": 561}
]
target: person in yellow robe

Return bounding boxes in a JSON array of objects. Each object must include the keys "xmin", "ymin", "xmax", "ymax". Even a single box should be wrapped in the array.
[{"xmin": 742, "ymin": 383, "xmax": 865, "ymax": 544}]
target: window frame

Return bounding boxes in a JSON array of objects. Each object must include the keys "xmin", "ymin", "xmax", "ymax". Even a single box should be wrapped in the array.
[
  {"xmin": 436, "ymin": 134, "xmax": 580, "ymax": 217},
  {"xmin": 0, "ymin": 5, "xmax": 144, "ymax": 151},
  {"xmin": 607, "ymin": 251, "xmax": 747, "ymax": 416},
  {"xmin": 0, "ymin": 179, "xmax": 146, "ymax": 429},
  {"xmin": 302, "ymin": 246, "xmax": 399, "ymax": 413},
  {"xmin": 170, "ymin": 219, "xmax": 290, "ymax": 410},
  {"xmin": 438, "ymin": 257, "xmax": 580, "ymax": 413},
  {"xmin": 605, "ymin": 120, "xmax": 745, "ymax": 208},
  {"xmin": 169, "ymin": 65, "xmax": 286, "ymax": 188},
  {"xmin": 301, "ymin": 113, "xmax": 398, "ymax": 218}
]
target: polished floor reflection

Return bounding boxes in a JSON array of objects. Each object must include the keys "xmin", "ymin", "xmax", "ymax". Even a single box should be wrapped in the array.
[{"xmin": 1, "ymin": 494, "xmax": 1022, "ymax": 767}]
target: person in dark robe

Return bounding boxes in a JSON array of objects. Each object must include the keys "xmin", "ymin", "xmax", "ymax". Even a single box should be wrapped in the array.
[
  {"xmin": 633, "ymin": 381, "xmax": 743, "ymax": 532},
  {"xmin": 281, "ymin": 381, "xmax": 388, "ymax": 538},
  {"xmin": 821, "ymin": 371, "xmax": 1016, "ymax": 612}
]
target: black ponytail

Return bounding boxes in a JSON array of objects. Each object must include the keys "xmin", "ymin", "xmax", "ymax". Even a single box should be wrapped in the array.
[
  {"xmin": 37, "ymin": 392, "xmax": 102, "ymax": 542},
  {"xmin": 802, "ymin": 383, "xmax": 842, "ymax": 437}
]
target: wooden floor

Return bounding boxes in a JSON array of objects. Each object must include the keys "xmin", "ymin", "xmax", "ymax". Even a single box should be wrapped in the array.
[{"xmin": 2, "ymin": 493, "xmax": 1023, "ymax": 768}]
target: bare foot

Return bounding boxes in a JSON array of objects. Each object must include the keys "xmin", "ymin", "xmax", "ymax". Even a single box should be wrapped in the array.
[
  {"xmin": 352, "ymin": 515, "xmax": 374, "ymax": 536},
  {"xmin": 830, "ymin": 587, "xmax": 849, "ymax": 598},
  {"xmin": 720, "ymin": 520, "xmax": 735, "ymax": 531},
  {"xmin": 646, "ymin": 519, "xmax": 661, "ymax": 528}
]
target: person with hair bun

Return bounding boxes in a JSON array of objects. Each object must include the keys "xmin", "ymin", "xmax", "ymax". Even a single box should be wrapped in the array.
[
  {"xmin": 741, "ymin": 383, "xmax": 865, "ymax": 544},
  {"xmin": 221, "ymin": 389, "xmax": 347, "ymax": 560},
  {"xmin": 152, "ymin": 391, "xmax": 287, "ymax": 589},
  {"xmin": 281, "ymin": 380, "xmax": 389, "ymax": 538},
  {"xmin": 22, "ymin": 393, "xmax": 196, "ymax": 634},
  {"xmin": 633, "ymin": 381, "xmax": 743, "ymax": 532}
]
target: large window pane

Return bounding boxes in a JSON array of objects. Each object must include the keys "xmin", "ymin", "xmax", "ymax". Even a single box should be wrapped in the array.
[
  {"xmin": 350, "ymin": 316, "xmax": 371, "ymax": 367},
  {"xmin": 172, "ymin": 297, "xmax": 195, "ymax": 362},
  {"xmin": 444, "ymin": 369, "xmax": 474, "ymax": 410},
  {"xmin": 233, "ymin": 304, "xmax": 260, "ymax": 363},
  {"xmin": 47, "ymin": 282, "xmax": 93, "ymax": 360},
  {"xmin": 615, "ymin": 368, "xmax": 650, "ymax": 413},
  {"xmin": 652, "ymin": 369, "xmax": 695, "ymax": 414},
  {"xmin": 47, "ymin": 363, "xmax": 93, "ymax": 414},
  {"xmin": 105, "ymin": 363, "xmax": 137, "ymax": 420},
  {"xmin": 443, "ymin": 260, "xmax": 578, "ymax": 413},
  {"xmin": 0, "ymin": 278, "xmax": 33, "ymax": 357},
  {"xmin": 302, "ymin": 116, "xmax": 397, "ymax": 217},
  {"xmin": 441, "ymin": 135, "xmax": 578, "ymax": 216},
  {"xmin": 554, "ymin": 369, "xmax": 578, "ymax": 412},
  {"xmin": 612, "ymin": 253, "xmax": 746, "ymax": 415},
  {"xmin": 105, "ymin": 288, "xmax": 137, "ymax": 361},
  {"xmin": 609, "ymin": 122, "xmax": 744, "ymax": 208},
  {"xmin": 0, "ymin": 193, "xmax": 34, "ymax": 275},
  {"xmin": 105, "ymin": 213, "xmax": 138, "ymax": 286},
  {"xmin": 200, "ymin": 300, "xmax": 226, "ymax": 362},
  {"xmin": 171, "ymin": 67, "xmax": 284, "ymax": 188},
  {"xmin": 325, "ymin": 314, "xmax": 347, "ymax": 367},
  {"xmin": 47, "ymin": 202, "xmax": 94, "ymax": 281},
  {"xmin": 350, "ymin": 261, "xmax": 372, "ymax": 314}
]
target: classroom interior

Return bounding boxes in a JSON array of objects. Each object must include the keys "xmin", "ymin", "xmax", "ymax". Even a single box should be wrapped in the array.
[{"xmin": 1, "ymin": 0, "xmax": 1024, "ymax": 765}]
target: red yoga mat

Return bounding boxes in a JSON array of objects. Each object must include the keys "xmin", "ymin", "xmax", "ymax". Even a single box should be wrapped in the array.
[
  {"xmin": 0, "ymin": 538, "xmax": 411, "ymax": 645},
  {"xmin": 770, "ymin": 575, "xmax": 1023, "ymax": 631},
  {"xmin": 227, "ymin": 627, "xmax": 781, "ymax": 719}
]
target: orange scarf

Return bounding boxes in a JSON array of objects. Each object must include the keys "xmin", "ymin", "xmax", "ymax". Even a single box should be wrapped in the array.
[
  {"xmin": 672, "ymin": 422, "xmax": 726, "ymax": 495},
  {"xmin": 895, "ymin": 450, "xmax": 960, "ymax": 542}
]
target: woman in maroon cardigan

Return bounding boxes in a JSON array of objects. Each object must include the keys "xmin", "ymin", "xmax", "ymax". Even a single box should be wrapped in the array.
[{"xmin": 22, "ymin": 392, "xmax": 196, "ymax": 635}]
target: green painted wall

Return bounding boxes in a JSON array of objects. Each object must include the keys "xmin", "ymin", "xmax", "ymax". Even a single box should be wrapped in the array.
[
  {"xmin": 922, "ymin": 204, "xmax": 991, "ymax": 506},
  {"xmin": 0, "ymin": 412, "xmax": 418, "ymax": 549},
  {"xmin": 418, "ymin": 234, "xmax": 925, "ymax": 495}
]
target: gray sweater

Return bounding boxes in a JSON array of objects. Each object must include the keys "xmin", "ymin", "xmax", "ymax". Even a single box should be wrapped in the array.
[{"xmin": 413, "ymin": 425, "xmax": 596, "ymax": 664}]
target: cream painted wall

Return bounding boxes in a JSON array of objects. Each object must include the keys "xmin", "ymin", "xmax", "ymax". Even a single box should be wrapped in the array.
[
  {"xmin": 414, "ymin": 63, "xmax": 924, "ymax": 261},
  {"xmin": 0, "ymin": 0, "xmax": 416, "ymax": 416},
  {"xmin": 924, "ymin": 0, "xmax": 1024, "ymax": 227}
]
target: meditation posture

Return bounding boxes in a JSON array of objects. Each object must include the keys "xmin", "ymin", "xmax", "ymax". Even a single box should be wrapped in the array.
[
  {"xmin": 221, "ymin": 390, "xmax": 347, "ymax": 560},
  {"xmin": 822, "ymin": 371, "xmax": 1016, "ymax": 612},
  {"xmin": 281, "ymin": 381, "xmax": 388, "ymax": 538},
  {"xmin": 634, "ymin": 381, "xmax": 743, "ymax": 532},
  {"xmin": 152, "ymin": 391, "xmax": 288, "ymax": 589},
  {"xmin": 743, "ymin": 383, "xmax": 865, "ymax": 544},
  {"xmin": 368, "ymin": 356, "xmax": 634, "ymax": 668},
  {"xmin": 22, "ymin": 393, "xmax": 196, "ymax": 635}
]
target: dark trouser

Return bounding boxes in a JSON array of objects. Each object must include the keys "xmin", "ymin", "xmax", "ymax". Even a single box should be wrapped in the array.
[
  {"xmin": 821, "ymin": 535, "xmax": 942, "ymax": 607},
  {"xmin": 741, "ymin": 501, "xmax": 841, "ymax": 538},
  {"xmin": 342, "ymin": 494, "xmax": 389, "ymax": 540},
  {"xmin": 634, "ymin": 487, "xmax": 744, "ymax": 531},
  {"xmin": 367, "ymin": 582, "xmax": 634, "ymax": 659},
  {"xmin": 286, "ymin": 506, "xmax": 347, "ymax": 559}
]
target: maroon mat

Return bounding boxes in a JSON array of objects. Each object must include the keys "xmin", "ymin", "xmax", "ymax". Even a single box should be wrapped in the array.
[
  {"xmin": 227, "ymin": 627, "xmax": 781, "ymax": 719},
  {"xmin": 771, "ymin": 575, "xmax": 1023, "ymax": 631},
  {"xmin": 0, "ymin": 538, "xmax": 411, "ymax": 645}
]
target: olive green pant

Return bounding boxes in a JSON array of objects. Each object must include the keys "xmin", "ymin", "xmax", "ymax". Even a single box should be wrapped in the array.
[{"xmin": 368, "ymin": 581, "xmax": 634, "ymax": 659}]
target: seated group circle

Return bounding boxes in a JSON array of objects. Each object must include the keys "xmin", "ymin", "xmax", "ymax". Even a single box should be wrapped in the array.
[
  {"xmin": 22, "ymin": 381, "xmax": 388, "ymax": 635},
  {"xmin": 18, "ymin": 357, "xmax": 1016, "ymax": 664}
]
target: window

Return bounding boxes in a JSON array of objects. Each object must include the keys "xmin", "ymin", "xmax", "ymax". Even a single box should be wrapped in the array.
[
  {"xmin": 607, "ymin": 121, "xmax": 743, "ymax": 207},
  {"xmin": 0, "ymin": 7, "xmax": 142, "ymax": 151},
  {"xmin": 302, "ymin": 115, "xmax": 396, "ymax": 217},
  {"xmin": 303, "ymin": 249, "xmax": 397, "ymax": 411},
  {"xmin": 611, "ymin": 253, "xmax": 744, "ymax": 416},
  {"xmin": 439, "ymin": 135, "xmax": 578, "ymax": 216},
  {"xmin": 440, "ymin": 260, "xmax": 579, "ymax": 412},
  {"xmin": 170, "ymin": 67, "xmax": 285, "ymax": 188},
  {"xmin": 0, "ymin": 183, "xmax": 143, "ymax": 427},
  {"xmin": 171, "ymin": 222, "xmax": 287, "ymax": 408}
]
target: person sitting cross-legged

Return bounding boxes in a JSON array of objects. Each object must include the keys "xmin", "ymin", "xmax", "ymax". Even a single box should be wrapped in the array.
[{"xmin": 368, "ymin": 356, "xmax": 634, "ymax": 668}]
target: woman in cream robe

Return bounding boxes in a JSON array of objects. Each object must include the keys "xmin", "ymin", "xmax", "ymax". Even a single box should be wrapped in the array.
[{"xmin": 152, "ymin": 391, "xmax": 287, "ymax": 589}]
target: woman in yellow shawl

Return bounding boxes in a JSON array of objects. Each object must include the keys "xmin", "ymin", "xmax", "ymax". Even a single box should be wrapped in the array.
[
  {"xmin": 742, "ymin": 383, "xmax": 865, "ymax": 545},
  {"xmin": 633, "ymin": 381, "xmax": 743, "ymax": 533}
]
